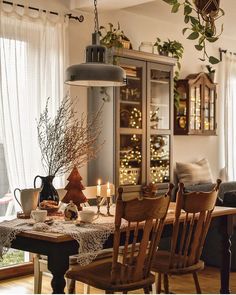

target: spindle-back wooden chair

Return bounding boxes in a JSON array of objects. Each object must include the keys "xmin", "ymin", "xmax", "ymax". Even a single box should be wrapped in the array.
[
  {"xmin": 151, "ymin": 179, "xmax": 221, "ymax": 294},
  {"xmin": 66, "ymin": 184, "xmax": 173, "ymax": 294}
]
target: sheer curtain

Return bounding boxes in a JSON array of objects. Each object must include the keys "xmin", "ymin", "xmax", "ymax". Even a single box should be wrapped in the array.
[
  {"xmin": 219, "ymin": 52, "xmax": 236, "ymax": 181},
  {"xmin": 0, "ymin": 4, "xmax": 68, "ymax": 206}
]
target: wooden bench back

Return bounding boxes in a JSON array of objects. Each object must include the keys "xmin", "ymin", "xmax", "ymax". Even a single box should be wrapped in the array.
[
  {"xmin": 169, "ymin": 179, "xmax": 221, "ymax": 269},
  {"xmin": 111, "ymin": 184, "xmax": 174, "ymax": 285}
]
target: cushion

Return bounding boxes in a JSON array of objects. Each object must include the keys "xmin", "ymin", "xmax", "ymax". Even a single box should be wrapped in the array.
[{"xmin": 176, "ymin": 158, "xmax": 213, "ymax": 186}]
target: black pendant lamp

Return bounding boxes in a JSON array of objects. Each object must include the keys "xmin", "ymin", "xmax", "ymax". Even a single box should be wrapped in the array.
[{"xmin": 65, "ymin": 0, "xmax": 126, "ymax": 87}]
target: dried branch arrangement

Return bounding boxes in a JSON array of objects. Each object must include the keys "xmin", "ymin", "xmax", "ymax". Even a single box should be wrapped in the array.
[{"xmin": 37, "ymin": 96, "xmax": 104, "ymax": 176}]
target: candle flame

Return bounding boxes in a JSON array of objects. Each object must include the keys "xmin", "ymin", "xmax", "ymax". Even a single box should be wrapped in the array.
[
  {"xmin": 98, "ymin": 179, "xmax": 101, "ymax": 185},
  {"xmin": 107, "ymin": 181, "xmax": 110, "ymax": 189}
]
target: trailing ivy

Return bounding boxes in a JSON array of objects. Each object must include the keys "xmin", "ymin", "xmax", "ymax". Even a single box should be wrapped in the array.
[{"xmin": 162, "ymin": 0, "xmax": 224, "ymax": 64}]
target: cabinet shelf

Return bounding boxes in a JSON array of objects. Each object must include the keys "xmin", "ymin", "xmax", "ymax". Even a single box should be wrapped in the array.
[
  {"xmin": 127, "ymin": 75, "xmax": 140, "ymax": 81},
  {"xmin": 150, "ymin": 102, "xmax": 168, "ymax": 107},
  {"xmin": 151, "ymin": 79, "xmax": 169, "ymax": 84},
  {"xmin": 120, "ymin": 100, "xmax": 141, "ymax": 105}
]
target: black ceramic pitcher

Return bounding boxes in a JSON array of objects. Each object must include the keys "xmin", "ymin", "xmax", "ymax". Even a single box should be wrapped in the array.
[{"xmin": 34, "ymin": 175, "xmax": 59, "ymax": 204}]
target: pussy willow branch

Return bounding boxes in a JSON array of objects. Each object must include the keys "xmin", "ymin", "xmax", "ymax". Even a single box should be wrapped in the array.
[{"xmin": 37, "ymin": 96, "xmax": 104, "ymax": 176}]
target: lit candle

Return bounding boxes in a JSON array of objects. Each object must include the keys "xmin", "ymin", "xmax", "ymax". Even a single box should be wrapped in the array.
[
  {"xmin": 97, "ymin": 179, "xmax": 101, "ymax": 196},
  {"xmin": 107, "ymin": 181, "xmax": 111, "ymax": 197}
]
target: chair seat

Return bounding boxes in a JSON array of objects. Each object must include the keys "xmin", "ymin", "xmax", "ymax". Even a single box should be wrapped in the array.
[
  {"xmin": 66, "ymin": 260, "xmax": 155, "ymax": 292},
  {"xmin": 151, "ymin": 250, "xmax": 205, "ymax": 275}
]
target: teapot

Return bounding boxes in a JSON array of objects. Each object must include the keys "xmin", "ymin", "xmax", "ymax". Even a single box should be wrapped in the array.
[{"xmin": 14, "ymin": 188, "xmax": 40, "ymax": 217}]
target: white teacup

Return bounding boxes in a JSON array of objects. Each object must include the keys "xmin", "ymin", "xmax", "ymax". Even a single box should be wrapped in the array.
[
  {"xmin": 31, "ymin": 209, "xmax": 47, "ymax": 223},
  {"xmin": 79, "ymin": 210, "xmax": 96, "ymax": 223}
]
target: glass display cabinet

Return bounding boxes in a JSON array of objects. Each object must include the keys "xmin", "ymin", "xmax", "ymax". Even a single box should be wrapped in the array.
[
  {"xmin": 88, "ymin": 49, "xmax": 175, "ymax": 193},
  {"xmin": 174, "ymin": 72, "xmax": 217, "ymax": 135}
]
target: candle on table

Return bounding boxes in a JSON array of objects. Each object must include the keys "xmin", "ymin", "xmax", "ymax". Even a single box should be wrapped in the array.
[{"xmin": 97, "ymin": 179, "xmax": 101, "ymax": 196}]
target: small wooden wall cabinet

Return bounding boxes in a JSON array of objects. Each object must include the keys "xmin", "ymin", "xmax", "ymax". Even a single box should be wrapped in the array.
[{"xmin": 174, "ymin": 72, "xmax": 217, "ymax": 135}]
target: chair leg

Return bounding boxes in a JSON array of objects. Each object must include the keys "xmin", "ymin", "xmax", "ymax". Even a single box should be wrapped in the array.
[
  {"xmin": 143, "ymin": 286, "xmax": 150, "ymax": 294},
  {"xmin": 163, "ymin": 274, "xmax": 169, "ymax": 294},
  {"xmin": 34, "ymin": 254, "xmax": 42, "ymax": 294},
  {"xmin": 156, "ymin": 273, "xmax": 162, "ymax": 294},
  {"xmin": 68, "ymin": 279, "xmax": 76, "ymax": 294},
  {"xmin": 84, "ymin": 284, "xmax": 90, "ymax": 294},
  {"xmin": 193, "ymin": 272, "xmax": 202, "ymax": 294}
]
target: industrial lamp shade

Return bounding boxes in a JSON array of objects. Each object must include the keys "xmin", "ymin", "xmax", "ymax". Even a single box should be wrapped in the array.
[
  {"xmin": 65, "ymin": 31, "xmax": 126, "ymax": 87},
  {"xmin": 65, "ymin": 62, "xmax": 126, "ymax": 87}
]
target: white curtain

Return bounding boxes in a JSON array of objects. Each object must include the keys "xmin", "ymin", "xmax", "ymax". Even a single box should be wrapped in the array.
[
  {"xmin": 219, "ymin": 52, "xmax": 236, "ymax": 181},
  {"xmin": 0, "ymin": 3, "xmax": 68, "ymax": 202}
]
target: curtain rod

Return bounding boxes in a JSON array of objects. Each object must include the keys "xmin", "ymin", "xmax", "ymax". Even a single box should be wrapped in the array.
[
  {"xmin": 2, "ymin": 0, "xmax": 84, "ymax": 22},
  {"xmin": 219, "ymin": 48, "xmax": 236, "ymax": 61}
]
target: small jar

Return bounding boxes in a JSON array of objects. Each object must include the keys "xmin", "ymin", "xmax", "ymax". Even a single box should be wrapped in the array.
[{"xmin": 139, "ymin": 42, "xmax": 154, "ymax": 53}]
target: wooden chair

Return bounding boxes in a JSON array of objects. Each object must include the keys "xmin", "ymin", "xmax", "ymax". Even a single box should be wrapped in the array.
[
  {"xmin": 65, "ymin": 184, "xmax": 173, "ymax": 294},
  {"xmin": 151, "ymin": 179, "xmax": 221, "ymax": 294},
  {"xmin": 33, "ymin": 184, "xmax": 115, "ymax": 294}
]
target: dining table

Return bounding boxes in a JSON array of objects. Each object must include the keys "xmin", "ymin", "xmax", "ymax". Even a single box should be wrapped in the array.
[{"xmin": 0, "ymin": 203, "xmax": 236, "ymax": 294}]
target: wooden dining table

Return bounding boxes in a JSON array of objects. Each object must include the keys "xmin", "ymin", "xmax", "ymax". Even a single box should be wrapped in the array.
[{"xmin": 2, "ymin": 203, "xmax": 236, "ymax": 294}]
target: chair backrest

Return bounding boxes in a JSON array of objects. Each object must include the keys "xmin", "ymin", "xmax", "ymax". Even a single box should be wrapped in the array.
[
  {"xmin": 111, "ymin": 183, "xmax": 174, "ymax": 285},
  {"xmin": 169, "ymin": 179, "xmax": 221, "ymax": 269}
]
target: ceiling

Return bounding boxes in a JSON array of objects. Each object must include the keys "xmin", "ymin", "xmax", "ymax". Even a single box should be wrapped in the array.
[
  {"xmin": 69, "ymin": 0, "xmax": 236, "ymax": 39},
  {"xmin": 70, "ymin": 0, "xmax": 155, "ymax": 11}
]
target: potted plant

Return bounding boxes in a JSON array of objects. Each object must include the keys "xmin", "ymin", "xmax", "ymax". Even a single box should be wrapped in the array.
[
  {"xmin": 99, "ymin": 22, "xmax": 132, "ymax": 49},
  {"xmin": 154, "ymin": 38, "xmax": 184, "ymax": 108},
  {"xmin": 206, "ymin": 64, "xmax": 216, "ymax": 82},
  {"xmin": 163, "ymin": 0, "xmax": 224, "ymax": 64}
]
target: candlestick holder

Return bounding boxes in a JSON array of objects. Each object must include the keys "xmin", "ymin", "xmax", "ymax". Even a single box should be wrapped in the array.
[
  {"xmin": 106, "ymin": 196, "xmax": 113, "ymax": 216},
  {"xmin": 96, "ymin": 195, "xmax": 105, "ymax": 216}
]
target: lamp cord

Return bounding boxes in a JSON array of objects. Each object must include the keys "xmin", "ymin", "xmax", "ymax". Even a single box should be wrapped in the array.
[{"xmin": 94, "ymin": 0, "xmax": 99, "ymax": 32}]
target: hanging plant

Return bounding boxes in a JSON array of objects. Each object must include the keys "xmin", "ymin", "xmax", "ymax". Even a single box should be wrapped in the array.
[
  {"xmin": 163, "ymin": 0, "xmax": 224, "ymax": 64},
  {"xmin": 99, "ymin": 22, "xmax": 132, "ymax": 49}
]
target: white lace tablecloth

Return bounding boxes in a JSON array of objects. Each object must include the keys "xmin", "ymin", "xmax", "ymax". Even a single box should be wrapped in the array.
[{"xmin": 0, "ymin": 207, "xmax": 125, "ymax": 266}]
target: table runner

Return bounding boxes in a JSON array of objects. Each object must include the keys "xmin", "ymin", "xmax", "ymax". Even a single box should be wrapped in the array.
[{"xmin": 0, "ymin": 209, "xmax": 123, "ymax": 265}]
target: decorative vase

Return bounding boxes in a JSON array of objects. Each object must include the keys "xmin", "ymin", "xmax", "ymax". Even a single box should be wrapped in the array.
[
  {"xmin": 158, "ymin": 49, "xmax": 169, "ymax": 56},
  {"xmin": 34, "ymin": 175, "xmax": 59, "ymax": 205},
  {"xmin": 139, "ymin": 42, "xmax": 154, "ymax": 53}
]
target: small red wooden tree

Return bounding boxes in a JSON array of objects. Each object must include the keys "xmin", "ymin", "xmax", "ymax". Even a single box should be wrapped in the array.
[{"xmin": 61, "ymin": 166, "xmax": 87, "ymax": 210}]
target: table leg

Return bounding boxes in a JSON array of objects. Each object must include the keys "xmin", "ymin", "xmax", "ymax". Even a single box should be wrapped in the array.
[
  {"xmin": 220, "ymin": 214, "xmax": 234, "ymax": 294},
  {"xmin": 48, "ymin": 253, "xmax": 69, "ymax": 294}
]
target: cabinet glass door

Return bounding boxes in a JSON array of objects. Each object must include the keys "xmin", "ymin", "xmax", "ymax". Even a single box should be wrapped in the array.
[
  {"xmin": 204, "ymin": 85, "xmax": 215, "ymax": 131},
  {"xmin": 119, "ymin": 134, "xmax": 142, "ymax": 185},
  {"xmin": 150, "ymin": 135, "xmax": 170, "ymax": 183},
  {"xmin": 120, "ymin": 65, "xmax": 142, "ymax": 129},
  {"xmin": 117, "ymin": 59, "xmax": 145, "ymax": 187},
  {"xmin": 147, "ymin": 63, "xmax": 172, "ymax": 185},
  {"xmin": 149, "ymin": 69, "xmax": 170, "ymax": 130},
  {"xmin": 190, "ymin": 85, "xmax": 202, "ymax": 131}
]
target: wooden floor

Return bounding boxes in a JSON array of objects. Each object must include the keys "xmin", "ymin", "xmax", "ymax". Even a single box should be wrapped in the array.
[{"xmin": 0, "ymin": 267, "xmax": 236, "ymax": 294}]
